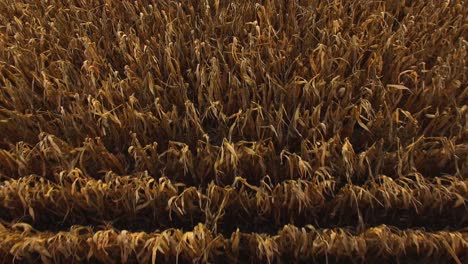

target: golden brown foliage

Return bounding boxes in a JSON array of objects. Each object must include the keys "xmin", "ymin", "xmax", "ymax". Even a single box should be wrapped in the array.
[
  {"xmin": 1, "ymin": 222, "xmax": 467, "ymax": 264},
  {"xmin": 0, "ymin": 0, "xmax": 467, "ymax": 263}
]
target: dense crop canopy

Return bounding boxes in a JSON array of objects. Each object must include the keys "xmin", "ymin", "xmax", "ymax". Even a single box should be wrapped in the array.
[{"xmin": 0, "ymin": 0, "xmax": 466, "ymax": 263}]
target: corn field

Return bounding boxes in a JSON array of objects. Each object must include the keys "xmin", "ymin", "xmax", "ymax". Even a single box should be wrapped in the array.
[{"xmin": 0, "ymin": 0, "xmax": 467, "ymax": 263}]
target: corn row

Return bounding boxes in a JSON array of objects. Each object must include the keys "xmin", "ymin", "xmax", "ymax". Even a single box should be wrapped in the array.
[
  {"xmin": 1, "ymin": 133, "xmax": 465, "ymax": 185},
  {"xmin": 0, "ymin": 222, "xmax": 466, "ymax": 263},
  {"xmin": 1, "ymin": 171, "xmax": 465, "ymax": 231}
]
